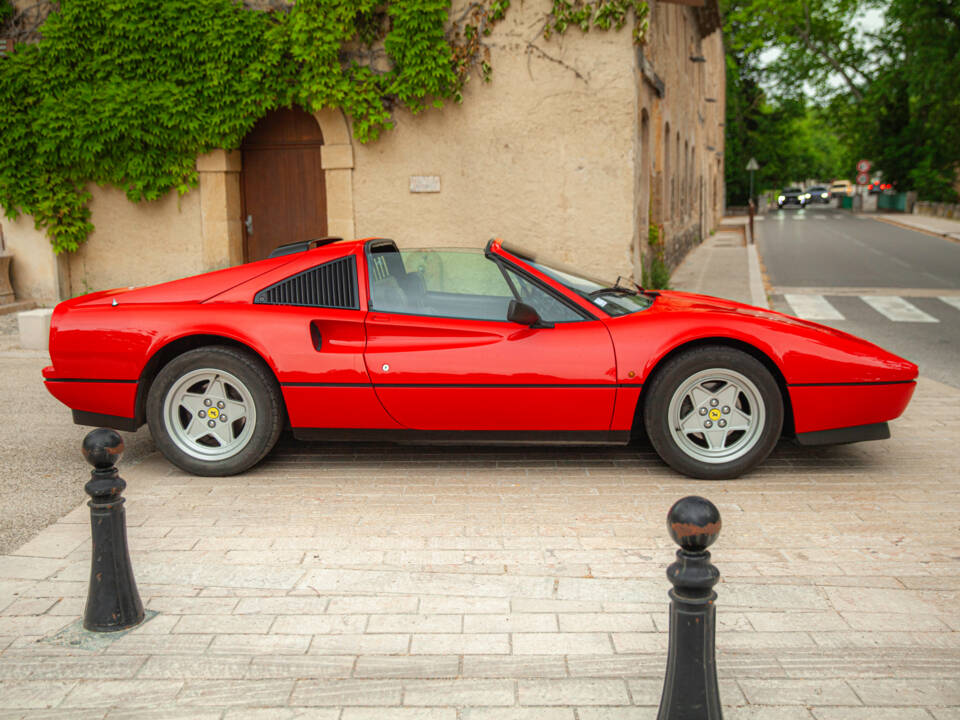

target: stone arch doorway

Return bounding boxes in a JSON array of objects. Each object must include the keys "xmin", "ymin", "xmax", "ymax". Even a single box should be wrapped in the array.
[{"xmin": 240, "ymin": 107, "xmax": 328, "ymax": 262}]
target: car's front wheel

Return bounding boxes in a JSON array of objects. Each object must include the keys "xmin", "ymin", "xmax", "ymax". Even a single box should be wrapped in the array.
[
  {"xmin": 146, "ymin": 346, "xmax": 283, "ymax": 476},
  {"xmin": 643, "ymin": 346, "xmax": 783, "ymax": 479}
]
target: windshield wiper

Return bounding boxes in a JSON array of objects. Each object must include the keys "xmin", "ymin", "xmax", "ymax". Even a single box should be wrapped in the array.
[{"xmin": 589, "ymin": 276, "xmax": 641, "ymax": 297}]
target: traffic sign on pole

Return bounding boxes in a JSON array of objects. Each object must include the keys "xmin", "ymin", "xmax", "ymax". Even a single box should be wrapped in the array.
[
  {"xmin": 746, "ymin": 157, "xmax": 759, "ymax": 171},
  {"xmin": 857, "ymin": 172, "xmax": 870, "ymax": 185},
  {"xmin": 857, "ymin": 159, "xmax": 871, "ymax": 173}
]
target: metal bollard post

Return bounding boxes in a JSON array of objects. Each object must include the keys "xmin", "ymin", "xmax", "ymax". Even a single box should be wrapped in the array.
[
  {"xmin": 656, "ymin": 496, "xmax": 723, "ymax": 720},
  {"xmin": 81, "ymin": 428, "xmax": 144, "ymax": 632}
]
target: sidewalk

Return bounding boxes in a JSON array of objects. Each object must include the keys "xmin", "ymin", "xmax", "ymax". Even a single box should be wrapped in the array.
[
  {"xmin": 0, "ymin": 232, "xmax": 958, "ymax": 718},
  {"xmin": 669, "ymin": 217, "xmax": 768, "ymax": 308},
  {"xmin": 870, "ymin": 213, "xmax": 960, "ymax": 242}
]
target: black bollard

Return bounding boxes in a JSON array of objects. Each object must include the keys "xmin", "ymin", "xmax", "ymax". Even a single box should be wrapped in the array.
[
  {"xmin": 657, "ymin": 496, "xmax": 723, "ymax": 720},
  {"xmin": 81, "ymin": 428, "xmax": 144, "ymax": 632}
]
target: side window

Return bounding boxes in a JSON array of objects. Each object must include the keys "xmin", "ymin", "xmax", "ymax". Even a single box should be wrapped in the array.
[
  {"xmin": 502, "ymin": 265, "xmax": 585, "ymax": 323},
  {"xmin": 255, "ymin": 256, "xmax": 359, "ymax": 309},
  {"xmin": 369, "ymin": 249, "xmax": 514, "ymax": 321},
  {"xmin": 368, "ymin": 248, "xmax": 585, "ymax": 323}
]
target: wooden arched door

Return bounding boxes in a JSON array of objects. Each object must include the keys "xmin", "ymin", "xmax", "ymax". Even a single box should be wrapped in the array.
[{"xmin": 240, "ymin": 107, "xmax": 327, "ymax": 262}]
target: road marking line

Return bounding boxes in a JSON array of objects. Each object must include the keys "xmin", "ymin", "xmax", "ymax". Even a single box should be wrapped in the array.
[
  {"xmin": 862, "ymin": 295, "xmax": 938, "ymax": 323},
  {"xmin": 940, "ymin": 296, "xmax": 960, "ymax": 312},
  {"xmin": 814, "ymin": 215, "xmax": 826, "ymax": 220},
  {"xmin": 784, "ymin": 294, "xmax": 845, "ymax": 320}
]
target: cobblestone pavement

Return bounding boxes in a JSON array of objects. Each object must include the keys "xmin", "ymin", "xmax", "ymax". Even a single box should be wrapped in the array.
[{"xmin": 0, "ymin": 376, "xmax": 957, "ymax": 718}]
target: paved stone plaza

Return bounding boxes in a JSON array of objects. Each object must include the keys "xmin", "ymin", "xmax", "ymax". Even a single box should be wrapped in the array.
[{"xmin": 0, "ymin": 376, "xmax": 958, "ymax": 718}]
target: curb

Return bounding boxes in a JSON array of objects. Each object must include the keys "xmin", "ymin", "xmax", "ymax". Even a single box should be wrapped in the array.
[
  {"xmin": 868, "ymin": 215, "xmax": 960, "ymax": 244},
  {"xmin": 747, "ymin": 244, "xmax": 768, "ymax": 309},
  {"xmin": 746, "ymin": 218, "xmax": 769, "ymax": 310}
]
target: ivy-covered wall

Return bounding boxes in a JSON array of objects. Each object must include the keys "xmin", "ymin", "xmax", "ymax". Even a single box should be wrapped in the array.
[
  {"xmin": 0, "ymin": 0, "xmax": 648, "ymax": 254},
  {"xmin": 0, "ymin": 0, "xmax": 725, "ymax": 303}
]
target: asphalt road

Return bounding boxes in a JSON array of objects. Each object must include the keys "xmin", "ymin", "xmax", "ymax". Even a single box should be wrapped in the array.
[{"xmin": 759, "ymin": 204, "xmax": 960, "ymax": 388}]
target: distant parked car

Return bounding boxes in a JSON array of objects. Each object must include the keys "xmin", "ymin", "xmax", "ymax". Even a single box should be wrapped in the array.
[
  {"xmin": 777, "ymin": 188, "xmax": 806, "ymax": 209},
  {"xmin": 868, "ymin": 181, "xmax": 895, "ymax": 195},
  {"xmin": 805, "ymin": 186, "xmax": 831, "ymax": 204},
  {"xmin": 830, "ymin": 180, "xmax": 854, "ymax": 199}
]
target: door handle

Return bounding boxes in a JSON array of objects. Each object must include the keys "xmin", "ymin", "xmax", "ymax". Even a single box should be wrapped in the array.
[{"xmin": 245, "ymin": 214, "xmax": 254, "ymax": 236}]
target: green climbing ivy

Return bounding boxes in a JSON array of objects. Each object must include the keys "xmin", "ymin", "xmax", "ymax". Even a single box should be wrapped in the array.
[
  {"xmin": 0, "ymin": 0, "xmax": 647, "ymax": 253},
  {"xmin": 0, "ymin": 0, "xmax": 14, "ymax": 27},
  {"xmin": 642, "ymin": 222, "xmax": 670, "ymax": 289}
]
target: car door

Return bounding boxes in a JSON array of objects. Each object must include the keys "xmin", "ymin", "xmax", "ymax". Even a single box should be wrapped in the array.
[{"xmin": 362, "ymin": 246, "xmax": 617, "ymax": 432}]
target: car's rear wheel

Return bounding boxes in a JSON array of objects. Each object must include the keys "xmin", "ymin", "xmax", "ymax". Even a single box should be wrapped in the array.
[
  {"xmin": 643, "ymin": 346, "xmax": 783, "ymax": 479},
  {"xmin": 146, "ymin": 346, "xmax": 283, "ymax": 476}
]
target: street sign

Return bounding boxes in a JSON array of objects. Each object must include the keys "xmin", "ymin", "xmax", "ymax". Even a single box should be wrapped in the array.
[
  {"xmin": 857, "ymin": 172, "xmax": 870, "ymax": 185},
  {"xmin": 857, "ymin": 159, "xmax": 871, "ymax": 173},
  {"xmin": 746, "ymin": 157, "xmax": 759, "ymax": 171}
]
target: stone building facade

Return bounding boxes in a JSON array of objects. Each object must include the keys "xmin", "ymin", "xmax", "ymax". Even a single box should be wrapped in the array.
[{"xmin": 2, "ymin": 0, "xmax": 724, "ymax": 304}]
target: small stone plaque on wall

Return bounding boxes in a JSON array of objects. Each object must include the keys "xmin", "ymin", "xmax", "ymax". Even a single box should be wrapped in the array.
[{"xmin": 409, "ymin": 175, "xmax": 441, "ymax": 193}]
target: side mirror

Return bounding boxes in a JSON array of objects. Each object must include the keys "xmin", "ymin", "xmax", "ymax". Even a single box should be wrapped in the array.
[{"xmin": 507, "ymin": 300, "xmax": 552, "ymax": 328}]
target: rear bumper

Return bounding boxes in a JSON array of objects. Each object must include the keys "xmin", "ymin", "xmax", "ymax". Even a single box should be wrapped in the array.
[{"xmin": 43, "ymin": 374, "xmax": 139, "ymax": 426}]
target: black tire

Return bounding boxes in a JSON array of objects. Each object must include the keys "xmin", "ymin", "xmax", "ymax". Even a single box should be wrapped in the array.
[
  {"xmin": 146, "ymin": 346, "xmax": 283, "ymax": 476},
  {"xmin": 643, "ymin": 346, "xmax": 783, "ymax": 480}
]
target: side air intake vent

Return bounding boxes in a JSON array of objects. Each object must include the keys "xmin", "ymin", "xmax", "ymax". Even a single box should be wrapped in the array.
[{"xmin": 254, "ymin": 256, "xmax": 359, "ymax": 309}]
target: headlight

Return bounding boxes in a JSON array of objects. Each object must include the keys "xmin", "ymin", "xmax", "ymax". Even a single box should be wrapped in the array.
[
  {"xmin": 804, "ymin": 193, "xmax": 811, "ymax": 199},
  {"xmin": 821, "ymin": 193, "xmax": 828, "ymax": 198},
  {"xmin": 778, "ymin": 195, "xmax": 785, "ymax": 202}
]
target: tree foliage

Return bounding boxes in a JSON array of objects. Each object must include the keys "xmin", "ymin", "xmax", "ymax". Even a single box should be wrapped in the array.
[
  {"xmin": 0, "ymin": 0, "xmax": 649, "ymax": 253},
  {"xmin": 722, "ymin": 0, "xmax": 960, "ymax": 202}
]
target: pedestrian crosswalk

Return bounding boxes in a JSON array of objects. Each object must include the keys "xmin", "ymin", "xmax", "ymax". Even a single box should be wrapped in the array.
[
  {"xmin": 781, "ymin": 294, "xmax": 960, "ymax": 323},
  {"xmin": 860, "ymin": 296, "xmax": 938, "ymax": 323}
]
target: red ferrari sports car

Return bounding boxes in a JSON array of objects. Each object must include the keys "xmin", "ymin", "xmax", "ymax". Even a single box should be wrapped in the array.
[{"xmin": 43, "ymin": 237, "xmax": 917, "ymax": 479}]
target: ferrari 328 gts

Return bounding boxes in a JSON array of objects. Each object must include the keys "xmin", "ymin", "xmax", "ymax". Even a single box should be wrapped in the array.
[{"xmin": 43, "ymin": 237, "xmax": 917, "ymax": 479}]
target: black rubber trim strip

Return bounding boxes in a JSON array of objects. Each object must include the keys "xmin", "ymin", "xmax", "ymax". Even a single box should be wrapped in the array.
[
  {"xmin": 72, "ymin": 410, "xmax": 140, "ymax": 432},
  {"xmin": 292, "ymin": 428, "xmax": 631, "ymax": 445},
  {"xmin": 795, "ymin": 422, "xmax": 890, "ymax": 446},
  {"xmin": 281, "ymin": 382, "xmax": 641, "ymax": 389},
  {"xmin": 45, "ymin": 378, "xmax": 138, "ymax": 384},
  {"xmin": 787, "ymin": 380, "xmax": 915, "ymax": 388}
]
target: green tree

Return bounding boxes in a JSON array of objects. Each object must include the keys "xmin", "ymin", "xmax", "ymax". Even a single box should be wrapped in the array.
[{"xmin": 722, "ymin": 0, "xmax": 959, "ymax": 201}]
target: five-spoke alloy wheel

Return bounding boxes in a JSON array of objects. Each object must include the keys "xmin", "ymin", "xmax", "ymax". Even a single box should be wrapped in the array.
[
  {"xmin": 147, "ymin": 346, "xmax": 283, "ymax": 476},
  {"xmin": 644, "ymin": 346, "xmax": 783, "ymax": 479}
]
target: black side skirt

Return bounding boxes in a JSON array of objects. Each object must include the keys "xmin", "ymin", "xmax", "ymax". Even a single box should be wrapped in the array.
[
  {"xmin": 292, "ymin": 429, "xmax": 631, "ymax": 446},
  {"xmin": 795, "ymin": 422, "xmax": 890, "ymax": 446},
  {"xmin": 72, "ymin": 410, "xmax": 141, "ymax": 432}
]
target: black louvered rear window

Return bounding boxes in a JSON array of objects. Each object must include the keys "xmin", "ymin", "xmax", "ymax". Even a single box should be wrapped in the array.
[{"xmin": 254, "ymin": 256, "xmax": 359, "ymax": 309}]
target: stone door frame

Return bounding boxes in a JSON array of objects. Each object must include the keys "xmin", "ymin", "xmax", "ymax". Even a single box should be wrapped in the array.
[{"xmin": 194, "ymin": 108, "xmax": 355, "ymax": 270}]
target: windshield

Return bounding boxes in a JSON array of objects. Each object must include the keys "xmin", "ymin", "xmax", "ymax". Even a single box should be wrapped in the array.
[
  {"xmin": 501, "ymin": 243, "xmax": 654, "ymax": 317},
  {"xmin": 784, "ymin": 187, "xmax": 802, "ymax": 193}
]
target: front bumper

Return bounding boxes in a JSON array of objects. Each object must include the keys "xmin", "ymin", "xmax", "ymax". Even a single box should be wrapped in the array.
[{"xmin": 788, "ymin": 381, "xmax": 916, "ymax": 434}]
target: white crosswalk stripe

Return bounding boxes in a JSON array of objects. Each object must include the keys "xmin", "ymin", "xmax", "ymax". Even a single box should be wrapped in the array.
[
  {"xmin": 784, "ymin": 294, "xmax": 845, "ymax": 320},
  {"xmin": 940, "ymin": 296, "xmax": 960, "ymax": 313},
  {"xmin": 862, "ymin": 295, "xmax": 938, "ymax": 322},
  {"xmin": 813, "ymin": 215, "xmax": 826, "ymax": 220}
]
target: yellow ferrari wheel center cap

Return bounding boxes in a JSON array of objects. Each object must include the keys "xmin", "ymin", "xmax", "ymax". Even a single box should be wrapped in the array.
[
  {"xmin": 208, "ymin": 407, "xmax": 220, "ymax": 419},
  {"xmin": 708, "ymin": 408, "xmax": 721, "ymax": 421}
]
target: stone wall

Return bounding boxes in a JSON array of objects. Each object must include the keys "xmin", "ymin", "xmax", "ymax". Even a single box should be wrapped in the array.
[
  {"xmin": 639, "ymin": 1, "xmax": 725, "ymax": 275},
  {"xmin": 352, "ymin": 0, "xmax": 637, "ymax": 283}
]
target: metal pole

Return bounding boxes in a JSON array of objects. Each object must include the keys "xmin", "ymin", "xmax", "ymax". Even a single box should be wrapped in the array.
[
  {"xmin": 656, "ymin": 496, "xmax": 723, "ymax": 720},
  {"xmin": 82, "ymin": 428, "xmax": 144, "ymax": 632},
  {"xmin": 748, "ymin": 169, "xmax": 754, "ymax": 206}
]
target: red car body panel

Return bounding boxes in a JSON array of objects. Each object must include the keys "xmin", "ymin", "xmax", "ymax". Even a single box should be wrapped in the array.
[{"xmin": 42, "ymin": 238, "xmax": 918, "ymax": 445}]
